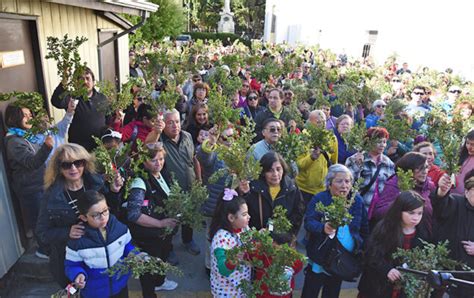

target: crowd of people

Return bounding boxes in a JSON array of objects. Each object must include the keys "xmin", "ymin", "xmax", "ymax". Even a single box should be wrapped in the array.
[{"xmin": 3, "ymin": 39, "xmax": 474, "ymax": 298}]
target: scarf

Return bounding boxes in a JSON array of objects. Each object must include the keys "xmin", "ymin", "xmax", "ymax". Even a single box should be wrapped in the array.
[{"xmin": 7, "ymin": 127, "xmax": 41, "ymax": 144}]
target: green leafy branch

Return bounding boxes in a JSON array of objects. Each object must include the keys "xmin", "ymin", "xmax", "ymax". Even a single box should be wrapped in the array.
[
  {"xmin": 225, "ymin": 228, "xmax": 306, "ymax": 297},
  {"xmin": 315, "ymin": 195, "xmax": 353, "ymax": 228},
  {"xmin": 397, "ymin": 168, "xmax": 415, "ymax": 192},
  {"xmin": 0, "ymin": 91, "xmax": 57, "ymax": 137},
  {"xmin": 392, "ymin": 240, "xmax": 469, "ymax": 298},
  {"xmin": 45, "ymin": 34, "xmax": 89, "ymax": 100},
  {"xmin": 104, "ymin": 248, "xmax": 182, "ymax": 279},
  {"xmin": 269, "ymin": 206, "xmax": 292, "ymax": 235},
  {"xmin": 155, "ymin": 178, "xmax": 208, "ymax": 235}
]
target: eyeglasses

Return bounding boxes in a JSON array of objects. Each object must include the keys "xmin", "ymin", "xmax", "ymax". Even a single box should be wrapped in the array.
[
  {"xmin": 146, "ymin": 142, "xmax": 164, "ymax": 150},
  {"xmin": 60, "ymin": 159, "xmax": 86, "ymax": 170},
  {"xmin": 267, "ymin": 127, "xmax": 282, "ymax": 133},
  {"xmin": 248, "ymin": 96, "xmax": 258, "ymax": 101},
  {"xmin": 88, "ymin": 208, "xmax": 110, "ymax": 220},
  {"xmin": 449, "ymin": 90, "xmax": 461, "ymax": 94},
  {"xmin": 413, "ymin": 92, "xmax": 425, "ymax": 96},
  {"xmin": 193, "ymin": 79, "xmax": 201, "ymax": 83},
  {"xmin": 376, "ymin": 105, "xmax": 386, "ymax": 109}
]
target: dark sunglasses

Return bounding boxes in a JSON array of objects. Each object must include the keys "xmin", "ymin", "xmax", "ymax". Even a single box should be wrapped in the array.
[
  {"xmin": 193, "ymin": 79, "xmax": 201, "ymax": 83},
  {"xmin": 413, "ymin": 92, "xmax": 425, "ymax": 96},
  {"xmin": 267, "ymin": 127, "xmax": 282, "ymax": 133},
  {"xmin": 376, "ymin": 105, "xmax": 386, "ymax": 108},
  {"xmin": 449, "ymin": 90, "xmax": 461, "ymax": 94},
  {"xmin": 60, "ymin": 159, "xmax": 86, "ymax": 170},
  {"xmin": 248, "ymin": 96, "xmax": 258, "ymax": 101},
  {"xmin": 391, "ymin": 79, "xmax": 401, "ymax": 83}
]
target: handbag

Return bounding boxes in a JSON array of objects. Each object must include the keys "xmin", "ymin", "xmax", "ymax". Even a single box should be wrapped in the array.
[{"xmin": 321, "ymin": 236, "xmax": 362, "ymax": 282}]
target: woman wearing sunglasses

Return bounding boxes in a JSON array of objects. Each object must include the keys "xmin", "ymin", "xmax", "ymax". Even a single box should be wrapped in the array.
[
  {"xmin": 246, "ymin": 91, "xmax": 264, "ymax": 120},
  {"xmin": 36, "ymin": 143, "xmax": 123, "ymax": 288}
]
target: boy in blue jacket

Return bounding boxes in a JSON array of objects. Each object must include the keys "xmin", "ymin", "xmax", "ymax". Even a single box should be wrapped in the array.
[{"xmin": 65, "ymin": 190, "xmax": 134, "ymax": 297}]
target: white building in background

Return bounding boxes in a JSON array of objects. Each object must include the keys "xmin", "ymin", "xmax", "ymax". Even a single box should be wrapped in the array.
[{"xmin": 263, "ymin": 0, "xmax": 474, "ymax": 80}]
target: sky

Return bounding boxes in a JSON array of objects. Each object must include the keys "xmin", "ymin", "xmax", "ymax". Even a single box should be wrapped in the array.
[{"xmin": 265, "ymin": 0, "xmax": 474, "ymax": 79}]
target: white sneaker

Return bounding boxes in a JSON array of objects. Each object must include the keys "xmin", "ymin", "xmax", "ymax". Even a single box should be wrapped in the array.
[
  {"xmin": 154, "ymin": 278, "xmax": 178, "ymax": 291},
  {"xmin": 35, "ymin": 250, "xmax": 49, "ymax": 260}
]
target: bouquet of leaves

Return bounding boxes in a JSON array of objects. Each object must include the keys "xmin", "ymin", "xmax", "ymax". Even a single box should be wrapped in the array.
[
  {"xmin": 226, "ymin": 228, "xmax": 306, "ymax": 297},
  {"xmin": 425, "ymin": 107, "xmax": 463, "ymax": 176},
  {"xmin": 342, "ymin": 122, "xmax": 367, "ymax": 152},
  {"xmin": 97, "ymin": 77, "xmax": 147, "ymax": 115},
  {"xmin": 378, "ymin": 109, "xmax": 415, "ymax": 143},
  {"xmin": 45, "ymin": 34, "xmax": 89, "ymax": 100},
  {"xmin": 92, "ymin": 138, "xmax": 148, "ymax": 198},
  {"xmin": 397, "ymin": 168, "xmax": 415, "ymax": 192},
  {"xmin": 154, "ymin": 179, "xmax": 208, "ymax": 235},
  {"xmin": 275, "ymin": 132, "xmax": 309, "ymax": 174},
  {"xmin": 304, "ymin": 123, "xmax": 334, "ymax": 153},
  {"xmin": 392, "ymin": 240, "xmax": 469, "ymax": 298},
  {"xmin": 268, "ymin": 206, "xmax": 293, "ymax": 235},
  {"xmin": 0, "ymin": 91, "xmax": 57, "ymax": 137},
  {"xmin": 207, "ymin": 88, "xmax": 241, "ymax": 129},
  {"xmin": 315, "ymin": 195, "xmax": 353, "ymax": 228},
  {"xmin": 104, "ymin": 248, "xmax": 181, "ymax": 279},
  {"xmin": 209, "ymin": 120, "xmax": 262, "ymax": 189}
]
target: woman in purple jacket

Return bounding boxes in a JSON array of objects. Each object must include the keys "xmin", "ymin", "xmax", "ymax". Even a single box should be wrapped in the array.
[{"xmin": 372, "ymin": 152, "xmax": 435, "ymax": 232}]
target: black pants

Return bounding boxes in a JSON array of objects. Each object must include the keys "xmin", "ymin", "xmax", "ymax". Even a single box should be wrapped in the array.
[
  {"xmin": 134, "ymin": 236, "xmax": 172, "ymax": 298},
  {"xmin": 301, "ymin": 266, "xmax": 342, "ymax": 298},
  {"xmin": 301, "ymin": 191, "xmax": 315, "ymax": 212},
  {"xmin": 181, "ymin": 224, "xmax": 193, "ymax": 243},
  {"xmin": 110, "ymin": 286, "xmax": 128, "ymax": 298}
]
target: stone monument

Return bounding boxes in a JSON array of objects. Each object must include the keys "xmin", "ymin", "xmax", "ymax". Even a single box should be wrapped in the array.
[{"xmin": 217, "ymin": 0, "xmax": 235, "ymax": 33}]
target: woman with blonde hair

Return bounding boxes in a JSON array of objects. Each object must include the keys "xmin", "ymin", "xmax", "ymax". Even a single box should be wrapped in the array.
[{"xmin": 36, "ymin": 143, "xmax": 123, "ymax": 287}]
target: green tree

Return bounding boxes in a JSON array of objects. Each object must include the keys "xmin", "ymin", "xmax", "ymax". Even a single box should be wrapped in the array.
[{"xmin": 126, "ymin": 0, "xmax": 186, "ymax": 46}]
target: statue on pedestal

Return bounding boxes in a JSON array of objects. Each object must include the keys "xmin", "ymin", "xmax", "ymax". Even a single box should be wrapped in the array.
[{"xmin": 218, "ymin": 0, "xmax": 235, "ymax": 33}]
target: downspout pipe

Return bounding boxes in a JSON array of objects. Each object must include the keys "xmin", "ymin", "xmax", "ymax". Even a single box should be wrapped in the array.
[{"xmin": 97, "ymin": 10, "xmax": 148, "ymax": 81}]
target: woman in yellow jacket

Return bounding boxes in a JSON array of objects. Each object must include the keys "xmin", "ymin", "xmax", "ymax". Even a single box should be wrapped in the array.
[{"xmin": 296, "ymin": 110, "xmax": 338, "ymax": 207}]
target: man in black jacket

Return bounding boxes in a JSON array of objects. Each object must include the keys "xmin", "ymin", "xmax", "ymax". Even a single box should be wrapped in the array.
[{"xmin": 51, "ymin": 67, "xmax": 108, "ymax": 151}]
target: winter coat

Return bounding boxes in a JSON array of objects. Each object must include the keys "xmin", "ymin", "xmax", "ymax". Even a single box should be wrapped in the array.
[
  {"xmin": 36, "ymin": 173, "xmax": 120, "ymax": 287},
  {"xmin": 65, "ymin": 215, "xmax": 134, "ymax": 298},
  {"xmin": 195, "ymin": 142, "xmax": 228, "ymax": 217},
  {"xmin": 51, "ymin": 83, "xmax": 108, "ymax": 151},
  {"xmin": 4, "ymin": 134, "xmax": 51, "ymax": 196},
  {"xmin": 373, "ymin": 174, "xmax": 435, "ymax": 230},
  {"xmin": 333, "ymin": 128, "xmax": 356, "ymax": 165},
  {"xmin": 304, "ymin": 190, "xmax": 369, "ymax": 265},
  {"xmin": 357, "ymin": 226, "xmax": 430, "ymax": 298},
  {"xmin": 244, "ymin": 176, "xmax": 305, "ymax": 236}
]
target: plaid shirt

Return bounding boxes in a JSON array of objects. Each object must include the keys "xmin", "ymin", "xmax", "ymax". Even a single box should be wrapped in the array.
[{"xmin": 345, "ymin": 153, "xmax": 395, "ymax": 210}]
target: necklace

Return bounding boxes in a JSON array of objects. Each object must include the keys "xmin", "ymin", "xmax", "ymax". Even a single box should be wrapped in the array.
[{"xmin": 65, "ymin": 186, "xmax": 86, "ymax": 215}]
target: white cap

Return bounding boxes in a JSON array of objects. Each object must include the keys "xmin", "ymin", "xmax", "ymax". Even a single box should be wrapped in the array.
[{"xmin": 372, "ymin": 99, "xmax": 387, "ymax": 109}]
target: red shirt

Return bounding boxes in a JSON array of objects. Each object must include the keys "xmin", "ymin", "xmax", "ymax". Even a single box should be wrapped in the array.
[{"xmin": 428, "ymin": 165, "xmax": 445, "ymax": 187}]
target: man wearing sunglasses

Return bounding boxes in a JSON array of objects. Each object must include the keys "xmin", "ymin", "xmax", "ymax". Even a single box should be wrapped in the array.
[
  {"xmin": 248, "ymin": 118, "xmax": 282, "ymax": 162},
  {"xmin": 438, "ymin": 85, "xmax": 463, "ymax": 117},
  {"xmin": 405, "ymin": 86, "xmax": 431, "ymax": 130}
]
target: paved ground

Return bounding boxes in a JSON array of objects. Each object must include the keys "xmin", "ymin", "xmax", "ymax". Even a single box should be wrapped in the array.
[{"xmin": 5, "ymin": 226, "xmax": 359, "ymax": 297}]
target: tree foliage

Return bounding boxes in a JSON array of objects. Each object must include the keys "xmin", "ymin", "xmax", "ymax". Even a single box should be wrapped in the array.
[{"xmin": 125, "ymin": 0, "xmax": 186, "ymax": 46}]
